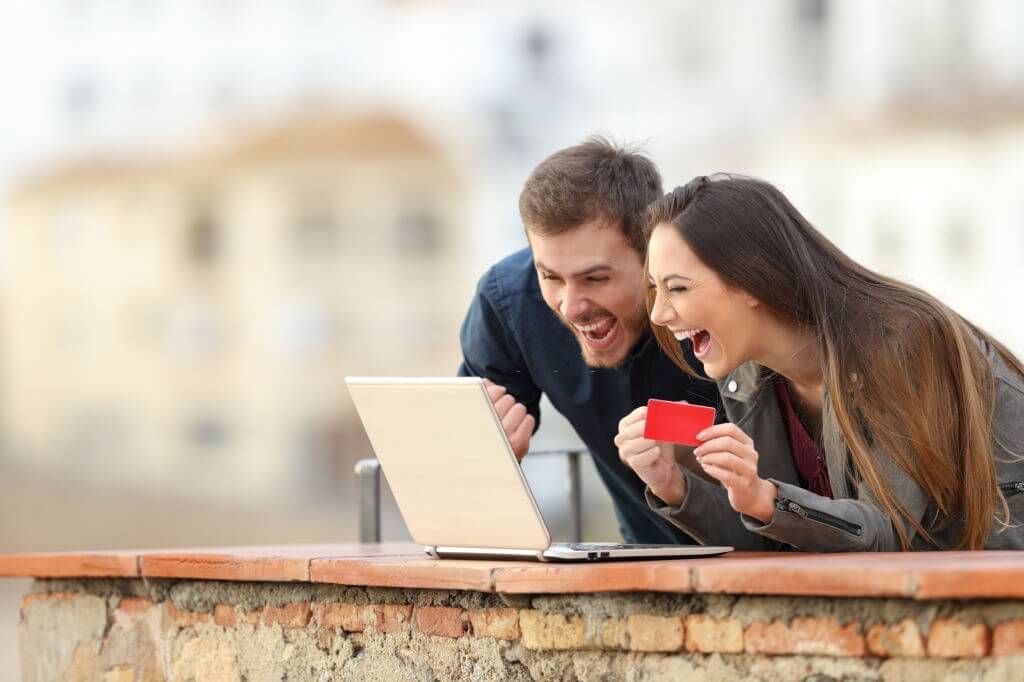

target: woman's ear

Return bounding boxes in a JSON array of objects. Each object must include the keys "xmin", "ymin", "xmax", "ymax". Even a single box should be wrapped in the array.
[{"xmin": 742, "ymin": 291, "xmax": 760, "ymax": 309}]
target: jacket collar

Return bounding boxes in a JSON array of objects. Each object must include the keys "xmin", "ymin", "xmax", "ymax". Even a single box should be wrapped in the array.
[
  {"xmin": 718, "ymin": 361, "xmax": 771, "ymax": 404},
  {"xmin": 721, "ymin": 361, "xmax": 854, "ymax": 499}
]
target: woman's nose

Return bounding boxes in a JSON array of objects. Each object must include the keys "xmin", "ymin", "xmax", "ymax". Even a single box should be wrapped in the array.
[{"xmin": 650, "ymin": 292, "xmax": 673, "ymax": 326}]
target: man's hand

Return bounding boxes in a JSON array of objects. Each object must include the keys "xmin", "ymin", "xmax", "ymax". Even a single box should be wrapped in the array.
[
  {"xmin": 693, "ymin": 423, "xmax": 777, "ymax": 523},
  {"xmin": 614, "ymin": 406, "xmax": 686, "ymax": 506},
  {"xmin": 483, "ymin": 379, "xmax": 534, "ymax": 461}
]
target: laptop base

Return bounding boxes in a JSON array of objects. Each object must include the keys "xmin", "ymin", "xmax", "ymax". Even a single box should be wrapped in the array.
[{"xmin": 426, "ymin": 544, "xmax": 733, "ymax": 563}]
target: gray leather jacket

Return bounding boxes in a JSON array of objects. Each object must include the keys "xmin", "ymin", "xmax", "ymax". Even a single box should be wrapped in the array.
[{"xmin": 647, "ymin": 340, "xmax": 1024, "ymax": 551}]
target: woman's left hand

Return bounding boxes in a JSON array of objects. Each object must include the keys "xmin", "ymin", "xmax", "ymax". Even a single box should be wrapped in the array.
[{"xmin": 693, "ymin": 423, "xmax": 778, "ymax": 523}]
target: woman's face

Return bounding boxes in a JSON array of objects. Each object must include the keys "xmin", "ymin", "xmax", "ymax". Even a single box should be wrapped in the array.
[{"xmin": 646, "ymin": 223, "xmax": 761, "ymax": 380}]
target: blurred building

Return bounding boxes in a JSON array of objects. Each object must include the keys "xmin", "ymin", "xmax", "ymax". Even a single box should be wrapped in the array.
[
  {"xmin": 763, "ymin": 101, "xmax": 1024, "ymax": 351},
  {"xmin": 1, "ymin": 114, "xmax": 471, "ymax": 500},
  {"xmin": 1, "ymin": 0, "xmax": 1023, "ymax": 504}
]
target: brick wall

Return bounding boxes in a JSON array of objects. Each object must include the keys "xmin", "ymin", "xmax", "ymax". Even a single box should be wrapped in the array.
[{"xmin": 19, "ymin": 579, "xmax": 1024, "ymax": 680}]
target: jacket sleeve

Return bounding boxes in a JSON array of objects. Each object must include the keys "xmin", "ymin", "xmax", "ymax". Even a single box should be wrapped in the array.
[
  {"xmin": 457, "ymin": 274, "xmax": 542, "ymax": 428},
  {"xmin": 645, "ymin": 466, "xmax": 785, "ymax": 550},
  {"xmin": 752, "ymin": 365, "xmax": 1024, "ymax": 552},
  {"xmin": 740, "ymin": 451, "xmax": 932, "ymax": 552}
]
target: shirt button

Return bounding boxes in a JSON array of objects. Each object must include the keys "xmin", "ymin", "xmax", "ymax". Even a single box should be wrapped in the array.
[{"xmin": 727, "ymin": 380, "xmax": 738, "ymax": 392}]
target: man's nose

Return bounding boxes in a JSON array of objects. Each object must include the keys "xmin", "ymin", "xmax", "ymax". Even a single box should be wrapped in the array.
[{"xmin": 560, "ymin": 285, "xmax": 589, "ymax": 321}]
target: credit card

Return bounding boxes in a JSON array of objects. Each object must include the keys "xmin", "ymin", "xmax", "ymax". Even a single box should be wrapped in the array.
[{"xmin": 642, "ymin": 399, "xmax": 716, "ymax": 446}]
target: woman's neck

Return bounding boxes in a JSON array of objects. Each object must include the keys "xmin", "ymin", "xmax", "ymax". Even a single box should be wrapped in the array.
[{"xmin": 753, "ymin": 319, "xmax": 823, "ymax": 393}]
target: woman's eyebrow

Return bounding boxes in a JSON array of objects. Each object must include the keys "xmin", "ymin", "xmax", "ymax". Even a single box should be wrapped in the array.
[{"xmin": 662, "ymin": 273, "xmax": 692, "ymax": 284}]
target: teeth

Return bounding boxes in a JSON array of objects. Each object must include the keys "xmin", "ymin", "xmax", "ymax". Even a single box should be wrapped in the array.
[
  {"xmin": 673, "ymin": 328, "xmax": 704, "ymax": 341},
  {"xmin": 574, "ymin": 318, "xmax": 612, "ymax": 332}
]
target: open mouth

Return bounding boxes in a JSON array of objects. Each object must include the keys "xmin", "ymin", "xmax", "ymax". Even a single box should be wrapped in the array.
[
  {"xmin": 573, "ymin": 317, "xmax": 619, "ymax": 350},
  {"xmin": 674, "ymin": 328, "xmax": 712, "ymax": 357}
]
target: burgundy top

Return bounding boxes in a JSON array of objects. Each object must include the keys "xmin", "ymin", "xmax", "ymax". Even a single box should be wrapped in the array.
[{"xmin": 773, "ymin": 379, "xmax": 833, "ymax": 498}]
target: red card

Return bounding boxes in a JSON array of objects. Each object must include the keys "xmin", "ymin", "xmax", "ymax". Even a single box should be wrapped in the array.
[{"xmin": 643, "ymin": 399, "xmax": 716, "ymax": 446}]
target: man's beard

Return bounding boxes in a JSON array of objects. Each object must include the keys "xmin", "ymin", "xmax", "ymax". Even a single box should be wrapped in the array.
[{"xmin": 559, "ymin": 302, "xmax": 649, "ymax": 369}]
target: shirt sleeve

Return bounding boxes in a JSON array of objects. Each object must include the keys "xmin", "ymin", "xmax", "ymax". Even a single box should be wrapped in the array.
[{"xmin": 457, "ymin": 273, "xmax": 542, "ymax": 429}]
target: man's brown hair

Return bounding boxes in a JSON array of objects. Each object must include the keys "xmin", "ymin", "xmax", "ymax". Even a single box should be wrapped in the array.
[{"xmin": 518, "ymin": 136, "xmax": 663, "ymax": 253}]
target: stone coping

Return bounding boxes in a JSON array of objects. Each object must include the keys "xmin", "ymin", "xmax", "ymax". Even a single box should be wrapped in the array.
[{"xmin": 1, "ymin": 545, "xmax": 1023, "ymax": 600}]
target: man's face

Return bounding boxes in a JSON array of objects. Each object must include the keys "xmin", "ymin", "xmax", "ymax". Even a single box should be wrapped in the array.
[{"xmin": 529, "ymin": 218, "xmax": 649, "ymax": 368}]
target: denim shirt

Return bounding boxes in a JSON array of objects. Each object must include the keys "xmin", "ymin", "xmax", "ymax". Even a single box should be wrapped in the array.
[{"xmin": 458, "ymin": 248, "xmax": 722, "ymax": 544}]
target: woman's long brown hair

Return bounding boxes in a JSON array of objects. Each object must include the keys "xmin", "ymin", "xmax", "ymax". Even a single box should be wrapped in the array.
[{"xmin": 645, "ymin": 175, "xmax": 1024, "ymax": 549}]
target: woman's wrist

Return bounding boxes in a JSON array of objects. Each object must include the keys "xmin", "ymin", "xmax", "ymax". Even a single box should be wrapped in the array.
[
  {"xmin": 746, "ymin": 479, "xmax": 778, "ymax": 523},
  {"xmin": 650, "ymin": 466, "xmax": 687, "ymax": 508}
]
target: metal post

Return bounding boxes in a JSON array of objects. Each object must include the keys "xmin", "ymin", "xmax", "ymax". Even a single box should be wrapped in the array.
[
  {"xmin": 355, "ymin": 458, "xmax": 381, "ymax": 543},
  {"xmin": 566, "ymin": 450, "xmax": 583, "ymax": 543}
]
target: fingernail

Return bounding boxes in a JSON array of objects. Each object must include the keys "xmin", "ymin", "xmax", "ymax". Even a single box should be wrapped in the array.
[{"xmin": 696, "ymin": 430, "xmax": 708, "ymax": 440}]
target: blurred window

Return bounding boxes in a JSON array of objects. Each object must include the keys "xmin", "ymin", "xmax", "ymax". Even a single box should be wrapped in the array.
[
  {"xmin": 292, "ymin": 203, "xmax": 339, "ymax": 259},
  {"xmin": 64, "ymin": 76, "xmax": 98, "ymax": 125},
  {"xmin": 792, "ymin": 0, "xmax": 830, "ymax": 95},
  {"xmin": 944, "ymin": 216, "xmax": 974, "ymax": 269},
  {"xmin": 273, "ymin": 299, "xmax": 336, "ymax": 357},
  {"xmin": 186, "ymin": 204, "xmax": 221, "ymax": 266},
  {"xmin": 522, "ymin": 23, "xmax": 553, "ymax": 78},
  {"xmin": 187, "ymin": 414, "xmax": 230, "ymax": 452},
  {"xmin": 64, "ymin": 410, "xmax": 130, "ymax": 469},
  {"xmin": 209, "ymin": 79, "xmax": 243, "ymax": 116},
  {"xmin": 49, "ymin": 201, "xmax": 95, "ymax": 270},
  {"xmin": 166, "ymin": 300, "xmax": 224, "ymax": 358},
  {"xmin": 295, "ymin": 418, "xmax": 344, "ymax": 498},
  {"xmin": 56, "ymin": 308, "xmax": 93, "ymax": 355},
  {"xmin": 873, "ymin": 216, "xmax": 905, "ymax": 274},
  {"xmin": 796, "ymin": 0, "xmax": 829, "ymax": 28},
  {"xmin": 395, "ymin": 208, "xmax": 440, "ymax": 255}
]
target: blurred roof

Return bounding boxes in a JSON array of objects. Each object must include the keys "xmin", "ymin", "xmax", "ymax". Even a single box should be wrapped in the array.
[
  {"xmin": 10, "ymin": 112, "xmax": 454, "ymax": 201},
  {"xmin": 797, "ymin": 93, "xmax": 1024, "ymax": 144},
  {"xmin": 223, "ymin": 113, "xmax": 445, "ymax": 164}
]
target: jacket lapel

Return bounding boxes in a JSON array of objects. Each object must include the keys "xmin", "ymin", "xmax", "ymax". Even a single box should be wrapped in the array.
[{"xmin": 719, "ymin": 363, "xmax": 801, "ymax": 488}]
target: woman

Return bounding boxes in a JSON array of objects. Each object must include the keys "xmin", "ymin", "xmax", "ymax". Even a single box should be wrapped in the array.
[{"xmin": 615, "ymin": 174, "xmax": 1024, "ymax": 551}]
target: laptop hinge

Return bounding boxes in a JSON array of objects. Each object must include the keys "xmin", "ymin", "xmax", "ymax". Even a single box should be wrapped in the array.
[{"xmin": 424, "ymin": 545, "xmax": 440, "ymax": 559}]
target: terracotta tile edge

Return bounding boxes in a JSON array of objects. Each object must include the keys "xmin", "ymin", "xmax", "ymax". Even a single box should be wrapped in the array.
[
  {"xmin": 308, "ymin": 557, "xmax": 500, "ymax": 592},
  {"xmin": 140, "ymin": 556, "xmax": 310, "ymax": 582},
  {"xmin": 690, "ymin": 565, "xmax": 916, "ymax": 599},
  {"xmin": 488, "ymin": 562, "xmax": 695, "ymax": 595},
  {"xmin": 0, "ymin": 553, "xmax": 141, "ymax": 579}
]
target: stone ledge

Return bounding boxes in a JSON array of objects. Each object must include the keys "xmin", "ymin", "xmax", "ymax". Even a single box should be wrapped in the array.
[
  {"xmin": 16, "ymin": 578, "xmax": 1024, "ymax": 681},
  {"xmin": 3, "ymin": 546, "xmax": 1024, "ymax": 599}
]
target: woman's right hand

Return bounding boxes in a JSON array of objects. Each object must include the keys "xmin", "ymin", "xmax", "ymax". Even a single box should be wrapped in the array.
[{"xmin": 615, "ymin": 406, "xmax": 686, "ymax": 506}]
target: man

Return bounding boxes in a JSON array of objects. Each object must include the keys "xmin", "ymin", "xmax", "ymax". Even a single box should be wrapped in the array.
[
  {"xmin": 458, "ymin": 137, "xmax": 721, "ymax": 544},
  {"xmin": 456, "ymin": 138, "xmax": 720, "ymax": 540}
]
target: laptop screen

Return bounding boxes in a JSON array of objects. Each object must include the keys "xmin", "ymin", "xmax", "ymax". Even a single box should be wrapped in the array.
[{"xmin": 345, "ymin": 377, "xmax": 551, "ymax": 551}]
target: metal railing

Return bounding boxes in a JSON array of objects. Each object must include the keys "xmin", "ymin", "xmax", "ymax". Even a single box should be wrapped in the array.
[{"xmin": 354, "ymin": 448, "xmax": 588, "ymax": 543}]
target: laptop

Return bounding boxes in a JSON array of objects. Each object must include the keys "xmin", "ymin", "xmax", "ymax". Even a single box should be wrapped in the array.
[{"xmin": 345, "ymin": 376, "xmax": 732, "ymax": 562}]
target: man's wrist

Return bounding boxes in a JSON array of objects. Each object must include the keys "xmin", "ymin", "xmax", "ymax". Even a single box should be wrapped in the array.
[{"xmin": 650, "ymin": 467, "xmax": 687, "ymax": 508}]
